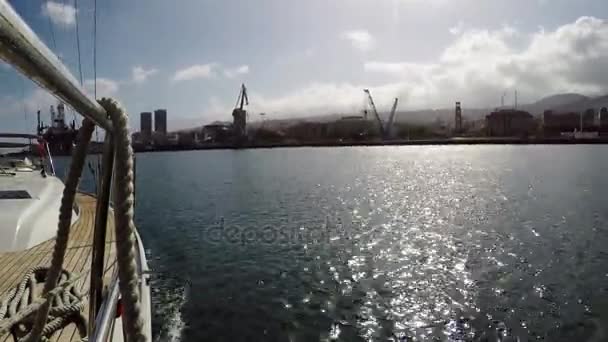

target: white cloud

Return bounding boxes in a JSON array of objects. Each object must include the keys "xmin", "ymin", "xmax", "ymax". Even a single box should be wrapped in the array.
[
  {"xmin": 200, "ymin": 81, "xmax": 406, "ymax": 121},
  {"xmin": 172, "ymin": 64, "xmax": 217, "ymax": 82},
  {"xmin": 41, "ymin": 1, "xmax": 77, "ymax": 27},
  {"xmin": 501, "ymin": 24, "xmax": 518, "ymax": 37},
  {"xmin": 449, "ymin": 21, "xmax": 466, "ymax": 35},
  {"xmin": 248, "ymin": 83, "xmax": 373, "ymax": 117},
  {"xmin": 131, "ymin": 66, "xmax": 158, "ymax": 84},
  {"xmin": 0, "ymin": 79, "xmax": 119, "ymax": 132},
  {"xmin": 172, "ymin": 64, "xmax": 252, "ymax": 81},
  {"xmin": 84, "ymin": 78, "xmax": 119, "ymax": 98},
  {"xmin": 363, "ymin": 62, "xmax": 437, "ymax": 76},
  {"xmin": 363, "ymin": 16, "xmax": 608, "ymax": 108},
  {"xmin": 197, "ymin": 83, "xmax": 362, "ymax": 121},
  {"xmin": 341, "ymin": 30, "xmax": 374, "ymax": 51},
  {"xmin": 206, "ymin": 16, "xmax": 608, "ymax": 119},
  {"xmin": 5, "ymin": 88, "xmax": 60, "ymax": 119},
  {"xmin": 224, "ymin": 65, "xmax": 249, "ymax": 79},
  {"xmin": 23, "ymin": 89, "xmax": 56, "ymax": 114}
]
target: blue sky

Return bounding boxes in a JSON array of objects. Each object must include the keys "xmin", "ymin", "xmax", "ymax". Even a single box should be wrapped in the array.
[{"xmin": 2, "ymin": 0, "xmax": 608, "ymax": 133}]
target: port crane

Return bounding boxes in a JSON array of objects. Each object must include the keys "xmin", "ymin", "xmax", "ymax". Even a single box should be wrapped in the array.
[
  {"xmin": 364, "ymin": 89, "xmax": 385, "ymax": 138},
  {"xmin": 363, "ymin": 89, "xmax": 399, "ymax": 139},
  {"xmin": 386, "ymin": 97, "xmax": 399, "ymax": 139},
  {"xmin": 232, "ymin": 84, "xmax": 249, "ymax": 141},
  {"xmin": 235, "ymin": 83, "xmax": 249, "ymax": 111}
]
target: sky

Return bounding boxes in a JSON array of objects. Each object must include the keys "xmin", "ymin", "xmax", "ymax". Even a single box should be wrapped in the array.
[{"xmin": 1, "ymin": 0, "xmax": 608, "ymax": 133}]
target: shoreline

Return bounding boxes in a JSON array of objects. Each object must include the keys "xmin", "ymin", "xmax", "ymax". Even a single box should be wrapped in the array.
[{"xmin": 131, "ymin": 137, "xmax": 608, "ymax": 153}]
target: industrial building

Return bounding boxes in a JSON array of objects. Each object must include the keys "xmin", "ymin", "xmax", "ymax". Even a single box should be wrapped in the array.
[
  {"xmin": 543, "ymin": 110, "xmax": 595, "ymax": 136},
  {"xmin": 203, "ymin": 123, "xmax": 233, "ymax": 143},
  {"xmin": 328, "ymin": 116, "xmax": 375, "ymax": 140},
  {"xmin": 454, "ymin": 102, "xmax": 462, "ymax": 134},
  {"xmin": 601, "ymin": 108, "xmax": 608, "ymax": 133},
  {"xmin": 154, "ymin": 109, "xmax": 167, "ymax": 135},
  {"xmin": 486, "ymin": 109, "xmax": 535, "ymax": 137},
  {"xmin": 286, "ymin": 121, "xmax": 329, "ymax": 141}
]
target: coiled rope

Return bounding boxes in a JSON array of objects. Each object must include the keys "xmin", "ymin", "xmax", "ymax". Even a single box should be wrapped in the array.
[
  {"xmin": 27, "ymin": 119, "xmax": 94, "ymax": 342},
  {"xmin": 0, "ymin": 267, "xmax": 87, "ymax": 342},
  {"xmin": 0, "ymin": 98, "xmax": 146, "ymax": 341}
]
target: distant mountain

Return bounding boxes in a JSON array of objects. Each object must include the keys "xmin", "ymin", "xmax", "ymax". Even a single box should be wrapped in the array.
[
  {"xmin": 552, "ymin": 94, "xmax": 608, "ymax": 113},
  {"xmin": 369, "ymin": 93, "xmax": 607, "ymax": 125},
  {"xmin": 171, "ymin": 93, "xmax": 608, "ymax": 133},
  {"xmin": 247, "ymin": 93, "xmax": 608, "ymax": 130},
  {"xmin": 512, "ymin": 93, "xmax": 588, "ymax": 116},
  {"xmin": 534, "ymin": 93, "xmax": 589, "ymax": 109}
]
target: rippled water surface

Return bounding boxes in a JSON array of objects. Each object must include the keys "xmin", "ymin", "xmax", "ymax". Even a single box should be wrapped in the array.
[{"xmin": 68, "ymin": 145, "xmax": 608, "ymax": 341}]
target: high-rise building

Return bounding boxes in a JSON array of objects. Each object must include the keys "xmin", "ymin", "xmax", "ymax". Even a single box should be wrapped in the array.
[
  {"xmin": 154, "ymin": 109, "xmax": 167, "ymax": 135},
  {"xmin": 486, "ymin": 109, "xmax": 534, "ymax": 137},
  {"xmin": 140, "ymin": 112, "xmax": 152, "ymax": 140},
  {"xmin": 600, "ymin": 107, "xmax": 608, "ymax": 129},
  {"xmin": 455, "ymin": 102, "xmax": 462, "ymax": 133}
]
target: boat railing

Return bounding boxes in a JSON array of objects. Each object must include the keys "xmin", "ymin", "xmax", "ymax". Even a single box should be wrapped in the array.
[
  {"xmin": 0, "ymin": 133, "xmax": 55, "ymax": 175},
  {"xmin": 91, "ymin": 274, "xmax": 120, "ymax": 342},
  {"xmin": 43, "ymin": 140, "xmax": 56, "ymax": 175},
  {"xmin": 0, "ymin": 1, "xmax": 148, "ymax": 341}
]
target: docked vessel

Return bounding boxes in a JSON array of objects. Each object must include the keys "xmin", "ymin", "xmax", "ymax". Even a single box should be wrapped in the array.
[
  {"xmin": 0, "ymin": 1, "xmax": 152, "ymax": 341},
  {"xmin": 39, "ymin": 103, "xmax": 79, "ymax": 156}
]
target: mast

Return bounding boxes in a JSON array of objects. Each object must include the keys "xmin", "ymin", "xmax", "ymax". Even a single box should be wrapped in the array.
[{"xmin": 37, "ymin": 110, "xmax": 41, "ymax": 135}]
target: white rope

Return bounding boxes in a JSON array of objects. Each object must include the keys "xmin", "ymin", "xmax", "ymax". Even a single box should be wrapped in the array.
[
  {"xmin": 99, "ymin": 98, "xmax": 146, "ymax": 342},
  {"xmin": 26, "ymin": 119, "xmax": 94, "ymax": 342},
  {"xmin": 1, "ymin": 100, "xmax": 147, "ymax": 342},
  {"xmin": 0, "ymin": 267, "xmax": 87, "ymax": 342}
]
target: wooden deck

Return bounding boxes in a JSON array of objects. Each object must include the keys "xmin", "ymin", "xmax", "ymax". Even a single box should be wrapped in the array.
[{"xmin": 0, "ymin": 193, "xmax": 117, "ymax": 342}]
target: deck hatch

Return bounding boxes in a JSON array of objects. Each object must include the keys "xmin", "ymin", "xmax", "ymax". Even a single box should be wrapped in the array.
[{"xmin": 0, "ymin": 190, "xmax": 31, "ymax": 199}]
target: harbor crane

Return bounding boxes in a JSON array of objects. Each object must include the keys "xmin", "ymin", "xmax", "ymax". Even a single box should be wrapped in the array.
[
  {"xmin": 386, "ymin": 97, "xmax": 399, "ymax": 139},
  {"xmin": 363, "ymin": 89, "xmax": 385, "ymax": 138},
  {"xmin": 363, "ymin": 89, "xmax": 399, "ymax": 139},
  {"xmin": 235, "ymin": 83, "xmax": 249, "ymax": 111},
  {"xmin": 232, "ymin": 84, "xmax": 249, "ymax": 141}
]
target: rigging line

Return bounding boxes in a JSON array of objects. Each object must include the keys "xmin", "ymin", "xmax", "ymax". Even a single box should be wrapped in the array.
[
  {"xmin": 93, "ymin": 0, "xmax": 97, "ymax": 100},
  {"xmin": 44, "ymin": 0, "xmax": 57, "ymax": 50},
  {"xmin": 45, "ymin": 1, "xmax": 74, "ymax": 128},
  {"xmin": 74, "ymin": 0, "xmax": 84, "ymax": 86},
  {"xmin": 68, "ymin": 0, "xmax": 82, "ymax": 127},
  {"xmin": 20, "ymin": 76, "xmax": 28, "ymax": 134},
  {"xmin": 93, "ymin": 0, "xmax": 100, "ymax": 186},
  {"xmin": 93, "ymin": 0, "xmax": 100, "ymax": 148}
]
